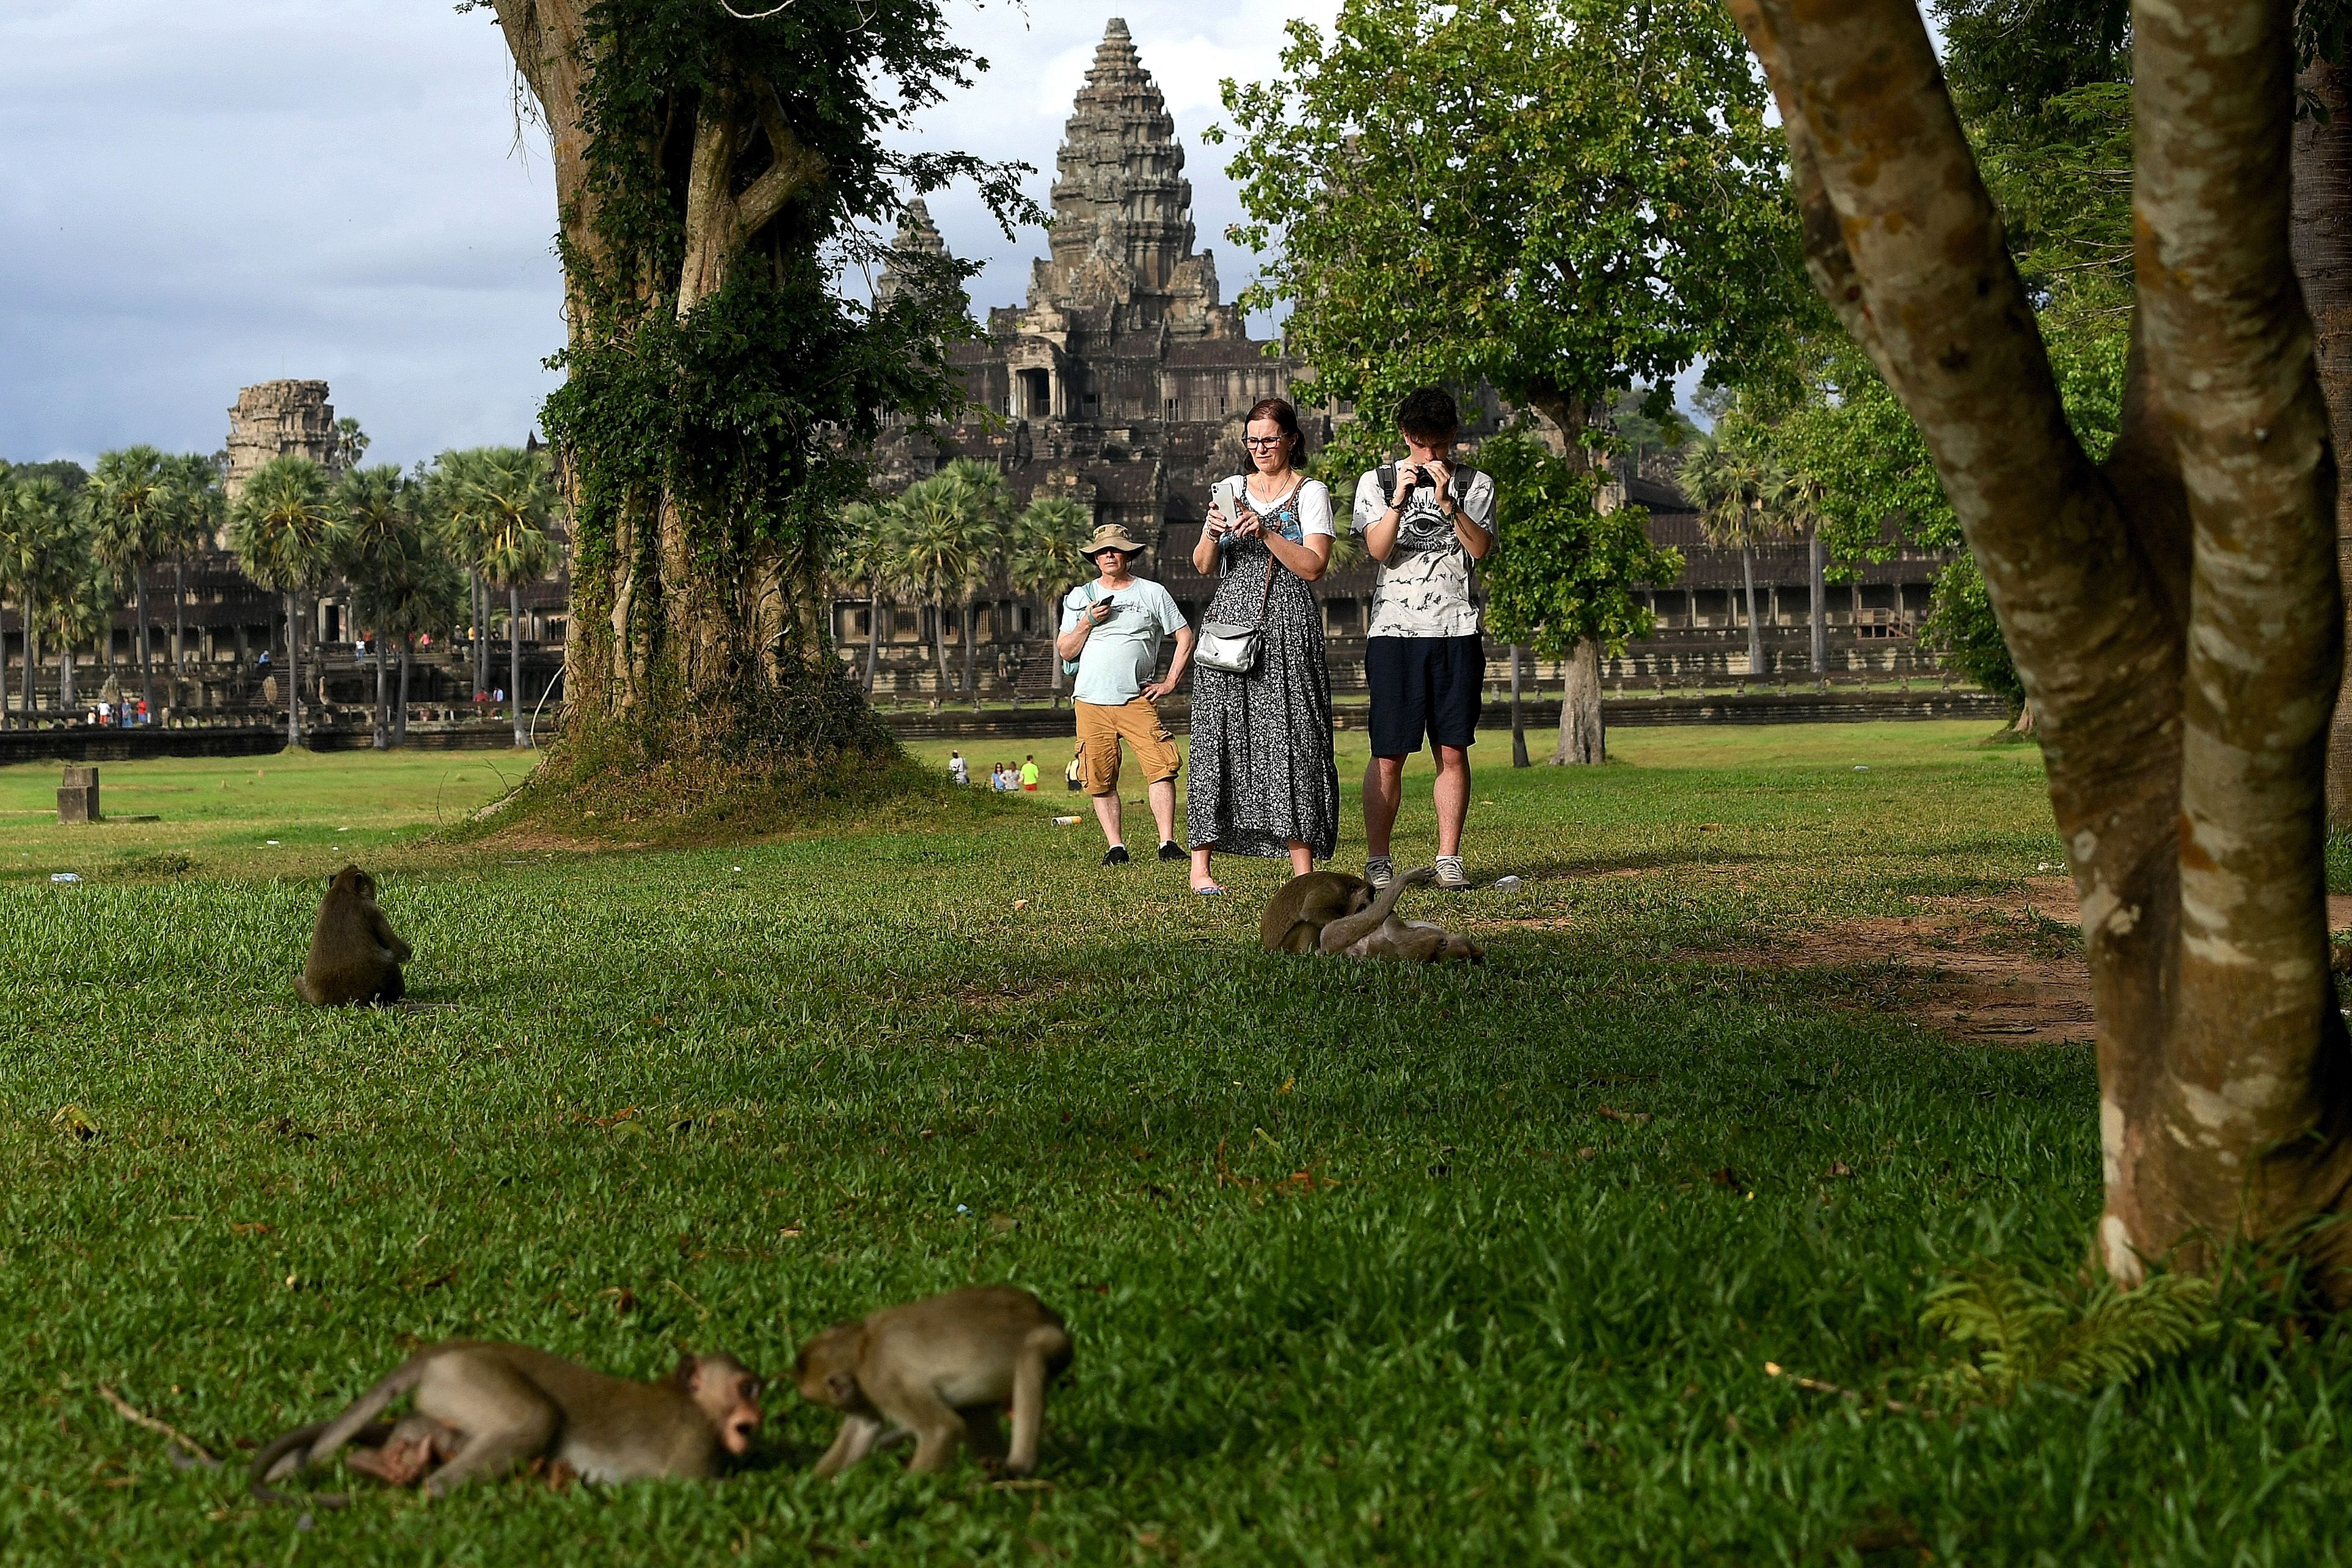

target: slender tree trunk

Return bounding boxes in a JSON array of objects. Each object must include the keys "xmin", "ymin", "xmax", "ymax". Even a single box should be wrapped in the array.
[
  {"xmin": 1740, "ymin": 541, "xmax": 1763, "ymax": 676},
  {"xmin": 1550, "ymin": 638, "xmax": 1605, "ymax": 765},
  {"xmin": 963, "ymin": 598, "xmax": 980, "ymax": 712},
  {"xmin": 172, "ymin": 555, "xmax": 186, "ymax": 703},
  {"xmin": 1808, "ymin": 525, "xmax": 1827, "ymax": 678},
  {"xmin": 863, "ymin": 595, "xmax": 883, "ymax": 692},
  {"xmin": 285, "ymin": 590, "xmax": 302, "ymax": 748},
  {"xmin": 60, "ymin": 630, "xmax": 76, "ymax": 710},
  {"xmin": 1508, "ymin": 643, "xmax": 1530, "ymax": 767},
  {"xmin": 133, "ymin": 567, "xmax": 153, "ymax": 717},
  {"xmin": 931, "ymin": 600, "xmax": 952, "ymax": 709},
  {"xmin": 511, "ymin": 583, "xmax": 528, "ymax": 747},
  {"xmin": 373, "ymin": 625, "xmax": 390, "ymax": 749},
  {"xmin": 396, "ymin": 636, "xmax": 412, "ymax": 745},
  {"xmin": 2296, "ymin": 57, "xmax": 2352, "ymax": 825}
]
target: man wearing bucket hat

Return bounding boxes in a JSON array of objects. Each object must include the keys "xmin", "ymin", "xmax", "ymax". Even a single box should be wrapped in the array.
[{"xmin": 1055, "ymin": 522, "xmax": 1195, "ymax": 867}]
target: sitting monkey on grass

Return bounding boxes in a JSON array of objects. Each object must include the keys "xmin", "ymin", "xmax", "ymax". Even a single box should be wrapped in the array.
[{"xmin": 1259, "ymin": 867, "xmax": 1483, "ymax": 963}]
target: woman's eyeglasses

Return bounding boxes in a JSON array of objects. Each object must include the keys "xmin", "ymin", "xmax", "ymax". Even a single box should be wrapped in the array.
[{"xmin": 1242, "ymin": 436, "xmax": 1290, "ymax": 450}]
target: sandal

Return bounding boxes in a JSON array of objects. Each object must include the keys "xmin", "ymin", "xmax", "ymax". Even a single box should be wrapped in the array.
[{"xmin": 1192, "ymin": 883, "xmax": 1228, "ymax": 897}]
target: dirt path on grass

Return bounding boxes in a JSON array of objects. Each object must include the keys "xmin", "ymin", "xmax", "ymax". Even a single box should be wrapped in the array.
[{"xmin": 1712, "ymin": 883, "xmax": 2352, "ymax": 1046}]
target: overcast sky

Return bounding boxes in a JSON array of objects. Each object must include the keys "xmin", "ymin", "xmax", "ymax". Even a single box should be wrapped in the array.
[{"xmin": 0, "ymin": 0, "xmax": 1334, "ymax": 473}]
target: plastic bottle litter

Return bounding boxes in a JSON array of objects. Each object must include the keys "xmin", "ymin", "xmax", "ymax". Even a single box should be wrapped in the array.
[
  {"xmin": 49, "ymin": 872, "xmax": 81, "ymax": 884},
  {"xmin": 1491, "ymin": 875, "xmax": 1524, "ymax": 891},
  {"xmin": 1052, "ymin": 815, "xmax": 1081, "ymax": 826}
]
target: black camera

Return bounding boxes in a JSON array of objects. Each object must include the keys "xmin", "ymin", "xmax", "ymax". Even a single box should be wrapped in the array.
[{"xmin": 1407, "ymin": 462, "xmax": 1439, "ymax": 491}]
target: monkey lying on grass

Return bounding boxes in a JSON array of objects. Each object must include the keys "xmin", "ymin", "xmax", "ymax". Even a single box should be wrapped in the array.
[
  {"xmin": 795, "ymin": 1285, "xmax": 1072, "ymax": 1478},
  {"xmin": 294, "ymin": 865, "xmax": 411, "ymax": 1006},
  {"xmin": 250, "ymin": 1341, "xmax": 762, "ymax": 1501},
  {"xmin": 1260, "ymin": 867, "xmax": 1483, "ymax": 963}
]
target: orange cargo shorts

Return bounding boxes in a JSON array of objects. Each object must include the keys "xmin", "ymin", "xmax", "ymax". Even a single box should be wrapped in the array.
[{"xmin": 1073, "ymin": 698, "xmax": 1182, "ymax": 795}]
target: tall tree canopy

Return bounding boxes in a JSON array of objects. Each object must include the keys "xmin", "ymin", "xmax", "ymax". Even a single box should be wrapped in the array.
[
  {"xmin": 479, "ymin": 0, "xmax": 1032, "ymax": 784},
  {"xmin": 1219, "ymin": 0, "xmax": 1802, "ymax": 760}
]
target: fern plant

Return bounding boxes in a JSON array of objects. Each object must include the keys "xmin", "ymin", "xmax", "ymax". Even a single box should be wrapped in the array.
[{"xmin": 1921, "ymin": 1260, "xmax": 2232, "ymax": 1402}]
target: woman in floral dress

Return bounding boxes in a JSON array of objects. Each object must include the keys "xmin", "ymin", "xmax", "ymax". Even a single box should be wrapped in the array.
[{"xmin": 1184, "ymin": 397, "xmax": 1340, "ymax": 894}]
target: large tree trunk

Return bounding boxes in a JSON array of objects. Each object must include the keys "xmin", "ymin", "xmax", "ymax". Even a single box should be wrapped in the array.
[
  {"xmin": 1735, "ymin": 0, "xmax": 2352, "ymax": 1296},
  {"xmin": 1508, "ymin": 643, "xmax": 1530, "ymax": 767},
  {"xmin": 1808, "ymin": 525, "xmax": 1827, "ymax": 678},
  {"xmin": 1739, "ymin": 541, "xmax": 1762, "ymax": 676},
  {"xmin": 1550, "ymin": 638, "xmax": 1605, "ymax": 765},
  {"xmin": 2296, "ymin": 57, "xmax": 2352, "ymax": 825},
  {"xmin": 511, "ymin": 583, "xmax": 528, "ymax": 748}
]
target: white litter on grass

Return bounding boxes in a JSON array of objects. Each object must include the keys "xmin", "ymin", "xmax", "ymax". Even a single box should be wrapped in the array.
[
  {"xmin": 49, "ymin": 873, "xmax": 81, "ymax": 884},
  {"xmin": 1052, "ymin": 815, "xmax": 1081, "ymax": 826},
  {"xmin": 732, "ymin": 866, "xmax": 743, "ymax": 872},
  {"xmin": 1853, "ymin": 765, "xmax": 1869, "ymax": 771},
  {"xmin": 265, "ymin": 840, "xmax": 280, "ymax": 845},
  {"xmin": 1492, "ymin": 875, "xmax": 1524, "ymax": 891},
  {"xmin": 956, "ymin": 1205, "xmax": 971, "ymax": 1214}
]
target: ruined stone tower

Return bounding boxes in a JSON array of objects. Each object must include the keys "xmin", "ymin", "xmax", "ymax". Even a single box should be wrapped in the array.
[
  {"xmin": 1029, "ymin": 17, "xmax": 1235, "ymax": 338},
  {"xmin": 873, "ymin": 199, "xmax": 952, "ymax": 308},
  {"xmin": 224, "ymin": 380, "xmax": 343, "ymax": 503}
]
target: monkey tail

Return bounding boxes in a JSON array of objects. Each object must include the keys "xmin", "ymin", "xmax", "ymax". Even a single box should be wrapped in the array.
[
  {"xmin": 250, "ymin": 1355, "xmax": 429, "ymax": 1501},
  {"xmin": 1318, "ymin": 866, "xmax": 1434, "ymax": 954},
  {"xmin": 247, "ymin": 1421, "xmax": 350, "ymax": 1510}
]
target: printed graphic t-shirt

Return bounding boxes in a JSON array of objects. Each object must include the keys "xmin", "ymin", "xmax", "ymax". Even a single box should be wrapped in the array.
[
  {"xmin": 1060, "ymin": 577, "xmax": 1188, "ymax": 706},
  {"xmin": 1351, "ymin": 465, "xmax": 1497, "ymax": 638}
]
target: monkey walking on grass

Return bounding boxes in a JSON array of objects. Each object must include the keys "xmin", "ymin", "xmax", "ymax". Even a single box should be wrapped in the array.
[
  {"xmin": 250, "ymin": 1341, "xmax": 763, "ymax": 1500},
  {"xmin": 1260, "ymin": 866, "xmax": 1484, "ymax": 963},
  {"xmin": 294, "ymin": 865, "xmax": 412, "ymax": 1006},
  {"xmin": 794, "ymin": 1285, "xmax": 1072, "ymax": 1478}
]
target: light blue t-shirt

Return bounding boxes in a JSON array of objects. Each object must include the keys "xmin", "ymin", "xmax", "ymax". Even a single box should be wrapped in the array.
[{"xmin": 1060, "ymin": 576, "xmax": 1186, "ymax": 706}]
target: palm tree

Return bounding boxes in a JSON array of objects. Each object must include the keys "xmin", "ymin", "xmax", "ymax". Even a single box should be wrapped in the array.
[
  {"xmin": 228, "ymin": 456, "xmax": 342, "ymax": 748},
  {"xmin": 438, "ymin": 447, "xmax": 558, "ymax": 747},
  {"xmin": 940, "ymin": 459, "xmax": 1013, "ymax": 710},
  {"xmin": 1678, "ymin": 429, "xmax": 1775, "ymax": 679},
  {"xmin": 160, "ymin": 454, "xmax": 224, "ymax": 701},
  {"xmin": 894, "ymin": 473, "xmax": 988, "ymax": 712},
  {"xmin": 39, "ymin": 559, "xmax": 114, "ymax": 715},
  {"xmin": 1003, "ymin": 494, "xmax": 1093, "ymax": 709},
  {"xmin": 833, "ymin": 500, "xmax": 894, "ymax": 695},
  {"xmin": 1760, "ymin": 458, "xmax": 1832, "ymax": 681},
  {"xmin": 335, "ymin": 464, "xmax": 423, "ymax": 748},
  {"xmin": 350, "ymin": 506, "xmax": 465, "ymax": 746},
  {"xmin": 84, "ymin": 445, "xmax": 174, "ymax": 718},
  {"xmin": 0, "ymin": 478, "xmax": 79, "ymax": 725}
]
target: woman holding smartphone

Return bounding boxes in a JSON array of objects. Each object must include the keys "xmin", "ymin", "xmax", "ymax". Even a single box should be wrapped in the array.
[{"xmin": 1183, "ymin": 396, "xmax": 1340, "ymax": 894}]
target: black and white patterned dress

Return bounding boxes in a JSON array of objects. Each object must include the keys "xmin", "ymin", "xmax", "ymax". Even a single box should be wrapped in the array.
[{"xmin": 1185, "ymin": 479, "xmax": 1340, "ymax": 860}]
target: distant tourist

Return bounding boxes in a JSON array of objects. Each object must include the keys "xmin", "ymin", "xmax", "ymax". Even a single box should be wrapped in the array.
[
  {"xmin": 1020, "ymin": 754, "xmax": 1040, "ymax": 792},
  {"xmin": 1057, "ymin": 523, "xmax": 1194, "ymax": 867},
  {"xmin": 1183, "ymin": 395, "xmax": 1340, "ymax": 895},
  {"xmin": 1353, "ymin": 386, "xmax": 1496, "ymax": 891},
  {"xmin": 1065, "ymin": 747, "xmax": 1083, "ymax": 792},
  {"xmin": 949, "ymin": 750, "xmax": 970, "ymax": 786}
]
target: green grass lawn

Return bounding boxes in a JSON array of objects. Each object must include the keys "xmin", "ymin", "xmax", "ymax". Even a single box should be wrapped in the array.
[{"xmin": 1, "ymin": 721, "xmax": 2343, "ymax": 1565}]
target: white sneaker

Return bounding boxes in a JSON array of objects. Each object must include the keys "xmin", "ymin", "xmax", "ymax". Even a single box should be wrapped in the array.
[
  {"xmin": 1434, "ymin": 855, "xmax": 1469, "ymax": 890},
  {"xmin": 1365, "ymin": 855, "xmax": 1394, "ymax": 891}
]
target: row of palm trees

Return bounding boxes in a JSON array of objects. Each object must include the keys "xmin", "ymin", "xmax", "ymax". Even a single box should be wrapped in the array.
[
  {"xmin": 1675, "ymin": 425, "xmax": 1831, "ymax": 679},
  {"xmin": 833, "ymin": 458, "xmax": 1095, "ymax": 709},
  {"xmin": 0, "ymin": 445, "xmax": 557, "ymax": 749}
]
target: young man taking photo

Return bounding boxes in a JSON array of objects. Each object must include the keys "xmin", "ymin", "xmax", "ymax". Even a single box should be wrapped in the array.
[
  {"xmin": 1056, "ymin": 523, "xmax": 1196, "ymax": 867},
  {"xmin": 1352, "ymin": 386, "xmax": 1497, "ymax": 891}
]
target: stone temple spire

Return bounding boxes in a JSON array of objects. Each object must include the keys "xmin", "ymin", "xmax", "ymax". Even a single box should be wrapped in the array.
[
  {"xmin": 1042, "ymin": 18, "xmax": 1198, "ymax": 304},
  {"xmin": 874, "ymin": 198, "xmax": 951, "ymax": 307}
]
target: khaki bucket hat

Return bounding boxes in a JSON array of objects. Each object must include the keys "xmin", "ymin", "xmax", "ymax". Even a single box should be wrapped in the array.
[{"xmin": 1082, "ymin": 523, "xmax": 1147, "ymax": 558}]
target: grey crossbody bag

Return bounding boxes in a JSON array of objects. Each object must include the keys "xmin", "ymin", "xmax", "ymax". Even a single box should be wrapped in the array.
[{"xmin": 1194, "ymin": 478, "xmax": 1281, "ymax": 676}]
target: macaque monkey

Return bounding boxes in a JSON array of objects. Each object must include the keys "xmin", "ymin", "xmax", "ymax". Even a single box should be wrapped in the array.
[
  {"xmin": 1259, "ymin": 869, "xmax": 1374, "ymax": 954},
  {"xmin": 1310, "ymin": 866, "xmax": 1483, "ymax": 963},
  {"xmin": 794, "ymin": 1285, "xmax": 1072, "ymax": 1478},
  {"xmin": 294, "ymin": 864, "xmax": 411, "ymax": 1006},
  {"xmin": 340, "ymin": 1413, "xmax": 462, "ymax": 1487},
  {"xmin": 250, "ymin": 1341, "xmax": 762, "ymax": 1500}
]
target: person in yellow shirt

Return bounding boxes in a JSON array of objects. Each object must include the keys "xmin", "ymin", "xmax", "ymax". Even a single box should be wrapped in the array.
[{"xmin": 1020, "ymin": 755, "xmax": 1040, "ymax": 791}]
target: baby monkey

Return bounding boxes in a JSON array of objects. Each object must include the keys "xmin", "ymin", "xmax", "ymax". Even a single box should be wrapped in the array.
[
  {"xmin": 250, "ymin": 1340, "xmax": 762, "ymax": 1500},
  {"xmin": 794, "ymin": 1284, "xmax": 1072, "ymax": 1478},
  {"xmin": 296, "ymin": 864, "xmax": 411, "ymax": 1005},
  {"xmin": 1262, "ymin": 866, "xmax": 1483, "ymax": 963}
]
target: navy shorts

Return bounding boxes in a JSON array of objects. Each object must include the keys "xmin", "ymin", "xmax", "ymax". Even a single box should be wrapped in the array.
[{"xmin": 1367, "ymin": 635, "xmax": 1484, "ymax": 757}]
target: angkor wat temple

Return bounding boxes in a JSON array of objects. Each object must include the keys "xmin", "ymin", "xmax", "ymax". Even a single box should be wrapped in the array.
[{"xmin": 847, "ymin": 18, "xmax": 1949, "ymax": 702}]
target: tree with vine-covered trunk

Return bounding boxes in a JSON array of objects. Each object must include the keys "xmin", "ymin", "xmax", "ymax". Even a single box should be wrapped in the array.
[
  {"xmin": 1734, "ymin": 0, "xmax": 2352, "ymax": 1298},
  {"xmin": 478, "ymin": 0, "xmax": 1028, "ymax": 786}
]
